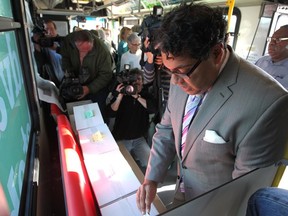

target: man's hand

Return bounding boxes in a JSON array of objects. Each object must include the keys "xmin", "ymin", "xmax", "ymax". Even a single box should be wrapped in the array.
[
  {"xmin": 78, "ymin": 85, "xmax": 89, "ymax": 99},
  {"xmin": 116, "ymin": 83, "xmax": 125, "ymax": 94},
  {"xmin": 136, "ymin": 180, "xmax": 158, "ymax": 215},
  {"xmin": 154, "ymin": 55, "xmax": 163, "ymax": 66},
  {"xmin": 32, "ymin": 34, "xmax": 41, "ymax": 52}
]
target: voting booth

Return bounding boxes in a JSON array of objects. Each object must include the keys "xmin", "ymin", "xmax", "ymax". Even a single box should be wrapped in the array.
[{"xmin": 57, "ymin": 102, "xmax": 165, "ymax": 216}]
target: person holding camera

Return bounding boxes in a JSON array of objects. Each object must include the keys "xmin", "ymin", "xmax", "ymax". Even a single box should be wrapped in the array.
[
  {"xmin": 32, "ymin": 19, "xmax": 64, "ymax": 87},
  {"xmin": 143, "ymin": 37, "xmax": 171, "ymax": 121},
  {"xmin": 60, "ymin": 30, "xmax": 113, "ymax": 120},
  {"xmin": 107, "ymin": 68, "xmax": 157, "ymax": 173}
]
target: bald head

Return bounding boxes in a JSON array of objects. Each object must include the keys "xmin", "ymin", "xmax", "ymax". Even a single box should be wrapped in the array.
[{"xmin": 268, "ymin": 25, "xmax": 288, "ymax": 62}]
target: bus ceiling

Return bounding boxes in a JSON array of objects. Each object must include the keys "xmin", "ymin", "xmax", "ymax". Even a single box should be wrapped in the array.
[{"xmin": 33, "ymin": 0, "xmax": 280, "ymax": 18}]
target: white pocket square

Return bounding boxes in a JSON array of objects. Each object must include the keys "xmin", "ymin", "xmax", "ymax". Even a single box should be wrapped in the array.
[{"xmin": 203, "ymin": 130, "xmax": 226, "ymax": 144}]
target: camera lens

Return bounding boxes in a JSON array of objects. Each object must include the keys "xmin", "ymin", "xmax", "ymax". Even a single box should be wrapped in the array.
[{"xmin": 125, "ymin": 85, "xmax": 135, "ymax": 94}]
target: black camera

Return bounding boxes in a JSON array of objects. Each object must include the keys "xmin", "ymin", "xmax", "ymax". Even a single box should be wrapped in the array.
[
  {"xmin": 139, "ymin": 6, "xmax": 163, "ymax": 55},
  {"xmin": 38, "ymin": 36, "xmax": 63, "ymax": 47},
  {"xmin": 59, "ymin": 72, "xmax": 83, "ymax": 102},
  {"xmin": 117, "ymin": 64, "xmax": 138, "ymax": 95},
  {"xmin": 32, "ymin": 25, "xmax": 63, "ymax": 47}
]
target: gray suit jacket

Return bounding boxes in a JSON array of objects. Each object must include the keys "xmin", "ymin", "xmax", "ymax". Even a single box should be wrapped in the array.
[{"xmin": 146, "ymin": 47, "xmax": 288, "ymax": 200}]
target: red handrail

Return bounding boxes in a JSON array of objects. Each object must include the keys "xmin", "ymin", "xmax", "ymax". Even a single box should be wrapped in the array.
[{"xmin": 57, "ymin": 114, "xmax": 101, "ymax": 216}]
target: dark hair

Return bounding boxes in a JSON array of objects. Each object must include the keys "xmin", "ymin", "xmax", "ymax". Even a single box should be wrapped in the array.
[
  {"xmin": 156, "ymin": 3, "xmax": 227, "ymax": 60},
  {"xmin": 44, "ymin": 19, "xmax": 57, "ymax": 30},
  {"xmin": 73, "ymin": 30, "xmax": 94, "ymax": 42},
  {"xmin": 129, "ymin": 68, "xmax": 144, "ymax": 81},
  {"xmin": 90, "ymin": 29, "xmax": 99, "ymax": 38},
  {"xmin": 131, "ymin": 25, "xmax": 141, "ymax": 33},
  {"xmin": 280, "ymin": 25, "xmax": 288, "ymax": 30}
]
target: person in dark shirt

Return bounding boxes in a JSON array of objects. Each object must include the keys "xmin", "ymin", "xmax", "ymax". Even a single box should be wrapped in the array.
[
  {"xmin": 107, "ymin": 68, "xmax": 157, "ymax": 172},
  {"xmin": 32, "ymin": 19, "xmax": 64, "ymax": 87}
]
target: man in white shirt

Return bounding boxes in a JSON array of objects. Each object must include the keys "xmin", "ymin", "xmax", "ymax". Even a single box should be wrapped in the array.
[
  {"xmin": 120, "ymin": 32, "xmax": 146, "ymax": 71},
  {"xmin": 255, "ymin": 25, "xmax": 288, "ymax": 89}
]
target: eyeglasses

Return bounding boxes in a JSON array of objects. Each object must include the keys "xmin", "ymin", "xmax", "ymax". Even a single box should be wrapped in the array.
[
  {"xmin": 267, "ymin": 37, "xmax": 288, "ymax": 43},
  {"xmin": 130, "ymin": 43, "xmax": 141, "ymax": 47},
  {"xmin": 160, "ymin": 59, "xmax": 202, "ymax": 79}
]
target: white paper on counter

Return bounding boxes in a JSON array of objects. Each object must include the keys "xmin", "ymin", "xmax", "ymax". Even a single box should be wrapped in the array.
[
  {"xmin": 101, "ymin": 193, "xmax": 159, "ymax": 216},
  {"xmin": 73, "ymin": 102, "xmax": 104, "ymax": 130},
  {"xmin": 78, "ymin": 124, "xmax": 118, "ymax": 155},
  {"xmin": 83, "ymin": 150, "xmax": 141, "ymax": 206}
]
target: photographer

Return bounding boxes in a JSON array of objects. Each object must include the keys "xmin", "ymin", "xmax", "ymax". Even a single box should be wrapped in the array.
[
  {"xmin": 143, "ymin": 37, "xmax": 171, "ymax": 121},
  {"xmin": 138, "ymin": 6, "xmax": 170, "ymax": 122},
  {"xmin": 32, "ymin": 19, "xmax": 64, "ymax": 87},
  {"xmin": 107, "ymin": 68, "xmax": 157, "ymax": 173},
  {"xmin": 59, "ymin": 30, "xmax": 113, "ymax": 120}
]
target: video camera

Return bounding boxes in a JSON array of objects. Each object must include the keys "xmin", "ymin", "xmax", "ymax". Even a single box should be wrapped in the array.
[
  {"xmin": 139, "ymin": 5, "xmax": 163, "ymax": 55},
  {"xmin": 59, "ymin": 71, "xmax": 83, "ymax": 102},
  {"xmin": 116, "ymin": 64, "xmax": 138, "ymax": 95},
  {"xmin": 32, "ymin": 25, "xmax": 64, "ymax": 48}
]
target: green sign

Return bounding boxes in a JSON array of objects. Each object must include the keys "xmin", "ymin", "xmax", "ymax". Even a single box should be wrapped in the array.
[
  {"xmin": 0, "ymin": 31, "xmax": 31, "ymax": 215},
  {"xmin": 0, "ymin": 0, "xmax": 13, "ymax": 18},
  {"xmin": 141, "ymin": 0, "xmax": 162, "ymax": 9}
]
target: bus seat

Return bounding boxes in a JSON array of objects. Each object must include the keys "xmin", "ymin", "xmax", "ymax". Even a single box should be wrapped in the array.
[{"xmin": 57, "ymin": 114, "xmax": 100, "ymax": 216}]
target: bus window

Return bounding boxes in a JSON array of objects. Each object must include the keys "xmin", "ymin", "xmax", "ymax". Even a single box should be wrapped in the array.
[
  {"xmin": 224, "ymin": 7, "xmax": 241, "ymax": 50},
  {"xmin": 0, "ymin": 1, "xmax": 39, "ymax": 215},
  {"xmin": 0, "ymin": 29, "xmax": 33, "ymax": 216}
]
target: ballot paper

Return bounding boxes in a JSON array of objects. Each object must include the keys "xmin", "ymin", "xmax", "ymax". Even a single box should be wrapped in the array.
[
  {"xmin": 100, "ymin": 192, "xmax": 158, "ymax": 216},
  {"xmin": 78, "ymin": 124, "xmax": 118, "ymax": 155},
  {"xmin": 83, "ymin": 150, "xmax": 141, "ymax": 206},
  {"xmin": 73, "ymin": 102, "xmax": 104, "ymax": 130},
  {"xmin": 36, "ymin": 75, "xmax": 65, "ymax": 112}
]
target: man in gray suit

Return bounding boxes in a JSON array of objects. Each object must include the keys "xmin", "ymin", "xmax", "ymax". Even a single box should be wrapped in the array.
[{"xmin": 136, "ymin": 3, "xmax": 288, "ymax": 214}]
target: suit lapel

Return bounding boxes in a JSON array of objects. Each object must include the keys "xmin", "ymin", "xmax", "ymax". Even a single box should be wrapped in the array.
[{"xmin": 181, "ymin": 48, "xmax": 240, "ymax": 161}]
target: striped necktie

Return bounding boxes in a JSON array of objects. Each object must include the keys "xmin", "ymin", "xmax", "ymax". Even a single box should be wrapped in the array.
[{"xmin": 181, "ymin": 94, "xmax": 203, "ymax": 157}]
